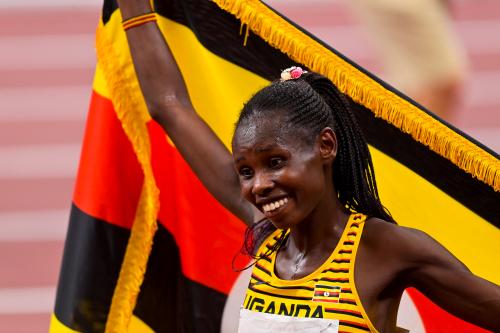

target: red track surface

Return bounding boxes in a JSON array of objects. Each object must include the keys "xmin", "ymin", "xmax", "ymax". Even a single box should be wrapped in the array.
[{"xmin": 0, "ymin": 1, "xmax": 498, "ymax": 332}]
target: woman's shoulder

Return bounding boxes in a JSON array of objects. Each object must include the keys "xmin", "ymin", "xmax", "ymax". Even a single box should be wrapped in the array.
[
  {"xmin": 361, "ymin": 217, "xmax": 438, "ymax": 264},
  {"xmin": 361, "ymin": 217, "xmax": 466, "ymax": 272}
]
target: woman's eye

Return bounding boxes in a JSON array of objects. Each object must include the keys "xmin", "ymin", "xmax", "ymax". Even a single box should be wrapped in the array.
[
  {"xmin": 269, "ymin": 157, "xmax": 284, "ymax": 168},
  {"xmin": 239, "ymin": 167, "xmax": 253, "ymax": 179}
]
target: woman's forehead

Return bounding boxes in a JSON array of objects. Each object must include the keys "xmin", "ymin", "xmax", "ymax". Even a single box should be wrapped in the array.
[
  {"xmin": 233, "ymin": 116, "xmax": 287, "ymax": 147},
  {"xmin": 232, "ymin": 116, "xmax": 312, "ymax": 153}
]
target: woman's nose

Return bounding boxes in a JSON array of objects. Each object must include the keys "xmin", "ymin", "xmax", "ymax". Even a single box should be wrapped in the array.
[{"xmin": 251, "ymin": 172, "xmax": 273, "ymax": 197}]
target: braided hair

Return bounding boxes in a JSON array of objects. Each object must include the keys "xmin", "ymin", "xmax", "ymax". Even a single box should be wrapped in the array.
[{"xmin": 234, "ymin": 71, "xmax": 394, "ymax": 258}]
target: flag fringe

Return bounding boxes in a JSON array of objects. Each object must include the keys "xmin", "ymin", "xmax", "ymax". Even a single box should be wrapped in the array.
[
  {"xmin": 96, "ymin": 21, "xmax": 160, "ymax": 333},
  {"xmin": 213, "ymin": 0, "xmax": 500, "ymax": 192}
]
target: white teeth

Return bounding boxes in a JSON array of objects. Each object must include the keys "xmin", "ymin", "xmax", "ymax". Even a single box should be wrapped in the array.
[{"xmin": 262, "ymin": 198, "xmax": 288, "ymax": 213}]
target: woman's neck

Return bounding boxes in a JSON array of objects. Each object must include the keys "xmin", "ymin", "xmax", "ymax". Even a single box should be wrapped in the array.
[{"xmin": 287, "ymin": 190, "xmax": 349, "ymax": 255}]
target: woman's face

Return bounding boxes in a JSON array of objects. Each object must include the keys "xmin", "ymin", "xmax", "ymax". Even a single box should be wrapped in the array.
[{"xmin": 232, "ymin": 115, "xmax": 330, "ymax": 230}]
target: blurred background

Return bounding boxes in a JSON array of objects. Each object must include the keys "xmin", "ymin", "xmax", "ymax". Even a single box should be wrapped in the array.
[{"xmin": 0, "ymin": 0, "xmax": 498, "ymax": 332}]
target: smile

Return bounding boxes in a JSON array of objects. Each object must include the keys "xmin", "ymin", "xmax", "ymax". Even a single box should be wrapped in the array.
[{"xmin": 262, "ymin": 197, "xmax": 289, "ymax": 213}]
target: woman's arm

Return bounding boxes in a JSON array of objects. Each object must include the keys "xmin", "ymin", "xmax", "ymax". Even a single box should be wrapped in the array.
[
  {"xmin": 117, "ymin": 0, "xmax": 256, "ymax": 224},
  {"xmin": 393, "ymin": 226, "xmax": 500, "ymax": 331}
]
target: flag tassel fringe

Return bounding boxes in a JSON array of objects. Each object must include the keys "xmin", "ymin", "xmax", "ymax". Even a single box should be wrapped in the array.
[
  {"xmin": 96, "ymin": 22, "xmax": 160, "ymax": 333},
  {"xmin": 213, "ymin": 0, "xmax": 500, "ymax": 192}
]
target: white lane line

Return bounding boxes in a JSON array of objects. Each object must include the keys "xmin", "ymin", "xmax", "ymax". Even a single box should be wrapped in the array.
[
  {"xmin": 0, "ymin": 18, "xmax": 498, "ymax": 72},
  {"xmin": 466, "ymin": 71, "xmax": 500, "ymax": 108},
  {"xmin": 0, "ymin": 0, "xmax": 100, "ymax": 7},
  {"xmin": 297, "ymin": 20, "xmax": 500, "ymax": 58},
  {"xmin": 0, "ymin": 209, "xmax": 69, "ymax": 242},
  {"xmin": 0, "ymin": 34, "xmax": 95, "ymax": 71},
  {"xmin": 457, "ymin": 20, "xmax": 500, "ymax": 54},
  {"xmin": 0, "ymin": 287, "xmax": 56, "ymax": 314},
  {"xmin": 0, "ymin": 85, "xmax": 90, "ymax": 122},
  {"xmin": 0, "ymin": 143, "xmax": 80, "ymax": 179}
]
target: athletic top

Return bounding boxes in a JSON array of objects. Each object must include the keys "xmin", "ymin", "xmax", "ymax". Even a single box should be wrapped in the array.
[{"xmin": 238, "ymin": 213, "xmax": 379, "ymax": 333}]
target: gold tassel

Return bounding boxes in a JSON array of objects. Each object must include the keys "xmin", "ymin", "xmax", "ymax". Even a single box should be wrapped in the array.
[
  {"xmin": 239, "ymin": 22, "xmax": 250, "ymax": 46},
  {"xmin": 213, "ymin": 0, "xmax": 500, "ymax": 192},
  {"xmin": 96, "ymin": 19, "xmax": 160, "ymax": 333}
]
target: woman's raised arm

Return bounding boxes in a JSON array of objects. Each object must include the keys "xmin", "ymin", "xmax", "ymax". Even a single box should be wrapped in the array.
[{"xmin": 117, "ymin": 0, "xmax": 255, "ymax": 224}]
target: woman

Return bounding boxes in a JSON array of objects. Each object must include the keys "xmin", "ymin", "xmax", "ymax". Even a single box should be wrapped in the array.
[{"xmin": 117, "ymin": 1, "xmax": 500, "ymax": 331}]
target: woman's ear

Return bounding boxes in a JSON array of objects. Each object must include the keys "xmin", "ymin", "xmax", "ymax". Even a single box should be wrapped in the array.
[{"xmin": 318, "ymin": 127, "xmax": 337, "ymax": 163}]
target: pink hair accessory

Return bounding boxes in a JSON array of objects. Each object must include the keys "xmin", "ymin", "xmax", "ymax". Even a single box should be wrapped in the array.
[{"xmin": 280, "ymin": 66, "xmax": 307, "ymax": 81}]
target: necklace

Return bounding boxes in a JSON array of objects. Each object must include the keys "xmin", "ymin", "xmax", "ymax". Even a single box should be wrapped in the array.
[{"xmin": 291, "ymin": 251, "xmax": 305, "ymax": 279}]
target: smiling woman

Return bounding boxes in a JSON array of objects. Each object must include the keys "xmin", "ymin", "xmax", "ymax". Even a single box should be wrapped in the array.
[
  {"xmin": 115, "ymin": 0, "xmax": 500, "ymax": 331},
  {"xmin": 231, "ymin": 72, "xmax": 394, "ymax": 258}
]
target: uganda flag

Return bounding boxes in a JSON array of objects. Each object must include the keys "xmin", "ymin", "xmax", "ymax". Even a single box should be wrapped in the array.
[{"xmin": 50, "ymin": 0, "xmax": 500, "ymax": 332}]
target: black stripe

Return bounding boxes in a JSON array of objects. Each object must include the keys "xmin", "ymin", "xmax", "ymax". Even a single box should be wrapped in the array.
[
  {"xmin": 340, "ymin": 299, "xmax": 357, "ymax": 305},
  {"xmin": 260, "ymin": 255, "xmax": 272, "ymax": 263},
  {"xmin": 249, "ymin": 286, "xmax": 311, "ymax": 301},
  {"xmin": 340, "ymin": 321, "xmax": 370, "ymax": 331},
  {"xmin": 135, "ymin": 219, "xmax": 226, "ymax": 333},
  {"xmin": 251, "ymin": 274, "xmax": 314, "ymax": 291},
  {"xmin": 101, "ymin": 0, "xmax": 499, "ymax": 225},
  {"xmin": 320, "ymin": 277, "xmax": 349, "ymax": 283},
  {"xmin": 324, "ymin": 308, "xmax": 363, "ymax": 319},
  {"xmin": 255, "ymin": 263, "xmax": 272, "ymax": 276},
  {"xmin": 332, "ymin": 259, "xmax": 350, "ymax": 263},
  {"xmin": 55, "ymin": 204, "xmax": 226, "ymax": 333},
  {"xmin": 322, "ymin": 268, "xmax": 349, "ymax": 274},
  {"xmin": 353, "ymin": 102, "xmax": 500, "ymax": 225},
  {"xmin": 314, "ymin": 284, "xmax": 341, "ymax": 290},
  {"xmin": 54, "ymin": 204, "xmax": 129, "ymax": 332}
]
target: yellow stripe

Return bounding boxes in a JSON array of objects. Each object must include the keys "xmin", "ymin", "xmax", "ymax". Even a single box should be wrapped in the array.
[
  {"xmin": 155, "ymin": 14, "xmax": 269, "ymax": 149},
  {"xmin": 372, "ymin": 147, "xmax": 500, "ymax": 284},
  {"xmin": 92, "ymin": 63, "xmax": 111, "ymax": 98},
  {"xmin": 49, "ymin": 315, "xmax": 79, "ymax": 333}
]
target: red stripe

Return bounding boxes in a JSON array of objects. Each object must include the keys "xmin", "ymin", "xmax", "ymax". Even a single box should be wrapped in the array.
[
  {"xmin": 340, "ymin": 298, "xmax": 356, "ymax": 302},
  {"xmin": 340, "ymin": 320, "xmax": 368, "ymax": 328},
  {"xmin": 123, "ymin": 17, "xmax": 157, "ymax": 30},
  {"xmin": 313, "ymin": 298, "xmax": 339, "ymax": 303},
  {"xmin": 314, "ymin": 291, "xmax": 339, "ymax": 296},
  {"xmin": 407, "ymin": 288, "xmax": 490, "ymax": 333},
  {"xmin": 122, "ymin": 13, "xmax": 156, "ymax": 25},
  {"xmin": 73, "ymin": 91, "xmax": 143, "ymax": 229},
  {"xmin": 148, "ymin": 120, "xmax": 246, "ymax": 294},
  {"xmin": 326, "ymin": 308, "xmax": 362, "ymax": 316}
]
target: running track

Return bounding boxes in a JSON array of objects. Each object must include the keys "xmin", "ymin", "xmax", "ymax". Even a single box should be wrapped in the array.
[{"xmin": 0, "ymin": 1, "xmax": 499, "ymax": 332}]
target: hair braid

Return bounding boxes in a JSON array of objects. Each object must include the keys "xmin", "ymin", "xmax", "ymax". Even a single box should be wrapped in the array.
[{"xmin": 303, "ymin": 73, "xmax": 392, "ymax": 222}]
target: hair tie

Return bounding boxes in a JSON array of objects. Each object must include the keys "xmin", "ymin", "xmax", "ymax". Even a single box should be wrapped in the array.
[{"xmin": 280, "ymin": 66, "xmax": 307, "ymax": 81}]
